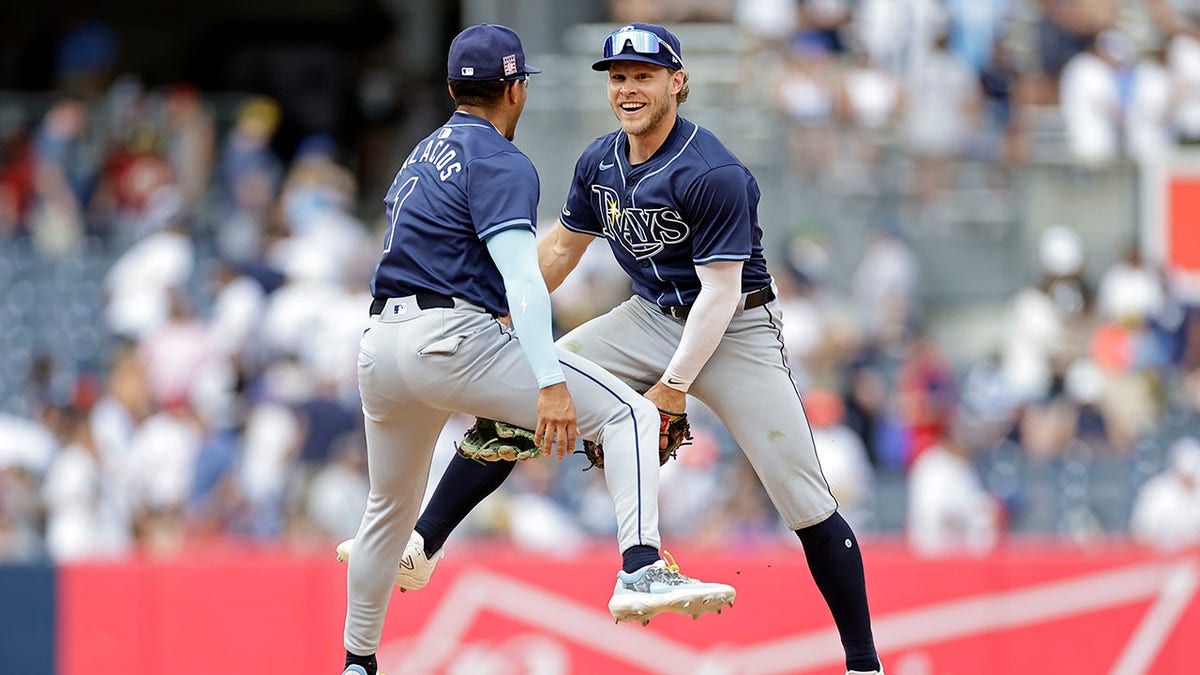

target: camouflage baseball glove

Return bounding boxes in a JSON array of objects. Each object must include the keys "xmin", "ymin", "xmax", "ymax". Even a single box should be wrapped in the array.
[
  {"xmin": 457, "ymin": 417, "xmax": 542, "ymax": 463},
  {"xmin": 577, "ymin": 408, "xmax": 691, "ymax": 471}
]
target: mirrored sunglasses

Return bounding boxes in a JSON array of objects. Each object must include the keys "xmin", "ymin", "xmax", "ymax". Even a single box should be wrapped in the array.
[{"xmin": 602, "ymin": 29, "xmax": 683, "ymax": 66}]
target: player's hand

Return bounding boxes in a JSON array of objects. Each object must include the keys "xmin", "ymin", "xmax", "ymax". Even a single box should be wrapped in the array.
[
  {"xmin": 497, "ymin": 314, "xmax": 512, "ymax": 328},
  {"xmin": 534, "ymin": 382, "xmax": 578, "ymax": 460},
  {"xmin": 644, "ymin": 381, "xmax": 687, "ymax": 451},
  {"xmin": 645, "ymin": 381, "xmax": 686, "ymax": 414}
]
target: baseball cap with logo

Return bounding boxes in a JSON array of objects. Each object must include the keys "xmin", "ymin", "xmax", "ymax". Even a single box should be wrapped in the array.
[
  {"xmin": 592, "ymin": 23, "xmax": 685, "ymax": 71},
  {"xmin": 448, "ymin": 24, "xmax": 542, "ymax": 81}
]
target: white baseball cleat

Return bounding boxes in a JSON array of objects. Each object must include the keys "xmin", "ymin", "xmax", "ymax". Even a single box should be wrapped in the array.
[
  {"xmin": 608, "ymin": 551, "xmax": 735, "ymax": 625},
  {"xmin": 335, "ymin": 531, "xmax": 444, "ymax": 592}
]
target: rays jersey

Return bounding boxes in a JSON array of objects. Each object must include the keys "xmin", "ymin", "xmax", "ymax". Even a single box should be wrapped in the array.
[
  {"xmin": 559, "ymin": 116, "xmax": 771, "ymax": 308},
  {"xmin": 370, "ymin": 110, "xmax": 539, "ymax": 317}
]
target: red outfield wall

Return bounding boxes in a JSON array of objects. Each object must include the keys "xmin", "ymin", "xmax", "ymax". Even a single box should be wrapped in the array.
[{"xmin": 59, "ymin": 542, "xmax": 1200, "ymax": 674}]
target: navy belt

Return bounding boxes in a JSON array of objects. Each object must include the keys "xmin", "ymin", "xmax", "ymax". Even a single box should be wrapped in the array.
[
  {"xmin": 369, "ymin": 293, "xmax": 455, "ymax": 316},
  {"xmin": 660, "ymin": 286, "xmax": 775, "ymax": 320}
]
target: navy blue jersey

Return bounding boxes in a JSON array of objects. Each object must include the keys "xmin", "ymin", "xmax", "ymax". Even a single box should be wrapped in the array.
[
  {"xmin": 370, "ymin": 110, "xmax": 539, "ymax": 316},
  {"xmin": 559, "ymin": 116, "xmax": 771, "ymax": 308}
]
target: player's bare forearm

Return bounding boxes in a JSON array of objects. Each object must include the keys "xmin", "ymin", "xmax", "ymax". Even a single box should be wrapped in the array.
[
  {"xmin": 537, "ymin": 220, "xmax": 591, "ymax": 293},
  {"xmin": 644, "ymin": 381, "xmax": 686, "ymax": 414},
  {"xmin": 643, "ymin": 382, "xmax": 688, "ymax": 453}
]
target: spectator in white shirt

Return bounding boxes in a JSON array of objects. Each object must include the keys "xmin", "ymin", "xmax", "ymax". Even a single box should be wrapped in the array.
[
  {"xmin": 807, "ymin": 388, "xmax": 876, "ymax": 531},
  {"xmin": 1131, "ymin": 437, "xmax": 1200, "ymax": 550},
  {"xmin": 42, "ymin": 406, "xmax": 132, "ymax": 561},
  {"xmin": 306, "ymin": 432, "xmax": 369, "ymax": 539},
  {"xmin": 907, "ymin": 422, "xmax": 1002, "ymax": 556},
  {"xmin": 1126, "ymin": 47, "xmax": 1176, "ymax": 162},
  {"xmin": 1060, "ymin": 31, "xmax": 1127, "ymax": 164},
  {"xmin": 1096, "ymin": 245, "xmax": 1165, "ymax": 325}
]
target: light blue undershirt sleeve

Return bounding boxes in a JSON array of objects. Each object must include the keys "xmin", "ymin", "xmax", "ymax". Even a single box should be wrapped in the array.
[{"xmin": 486, "ymin": 228, "xmax": 566, "ymax": 388}]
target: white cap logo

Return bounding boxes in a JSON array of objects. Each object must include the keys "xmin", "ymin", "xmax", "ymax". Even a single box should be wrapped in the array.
[{"xmin": 461, "ymin": 67, "xmax": 474, "ymax": 76}]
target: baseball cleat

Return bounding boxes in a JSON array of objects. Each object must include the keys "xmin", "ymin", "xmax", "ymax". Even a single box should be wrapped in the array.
[
  {"xmin": 608, "ymin": 551, "xmax": 735, "ymax": 624},
  {"xmin": 335, "ymin": 531, "xmax": 444, "ymax": 592}
]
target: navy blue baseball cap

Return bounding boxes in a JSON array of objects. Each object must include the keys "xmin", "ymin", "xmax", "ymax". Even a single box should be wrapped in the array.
[
  {"xmin": 592, "ymin": 23, "xmax": 685, "ymax": 71},
  {"xmin": 448, "ymin": 24, "xmax": 541, "ymax": 81}
]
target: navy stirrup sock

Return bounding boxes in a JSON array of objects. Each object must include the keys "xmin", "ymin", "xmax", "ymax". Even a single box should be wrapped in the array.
[
  {"xmin": 621, "ymin": 545, "xmax": 660, "ymax": 573},
  {"xmin": 414, "ymin": 454, "xmax": 517, "ymax": 556},
  {"xmin": 344, "ymin": 651, "xmax": 377, "ymax": 674},
  {"xmin": 795, "ymin": 512, "xmax": 881, "ymax": 673}
]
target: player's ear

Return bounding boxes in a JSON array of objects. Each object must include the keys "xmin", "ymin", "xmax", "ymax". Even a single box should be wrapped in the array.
[{"xmin": 670, "ymin": 70, "xmax": 685, "ymax": 95}]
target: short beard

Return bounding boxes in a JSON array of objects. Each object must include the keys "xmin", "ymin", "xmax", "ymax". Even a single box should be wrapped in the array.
[{"xmin": 614, "ymin": 90, "xmax": 671, "ymax": 138}]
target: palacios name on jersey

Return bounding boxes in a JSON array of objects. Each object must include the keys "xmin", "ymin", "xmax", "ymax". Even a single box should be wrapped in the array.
[
  {"xmin": 400, "ymin": 127, "xmax": 464, "ymax": 181},
  {"xmin": 592, "ymin": 184, "xmax": 690, "ymax": 259}
]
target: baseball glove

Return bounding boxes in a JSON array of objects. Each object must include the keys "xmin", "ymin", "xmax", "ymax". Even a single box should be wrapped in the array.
[
  {"xmin": 457, "ymin": 417, "xmax": 542, "ymax": 463},
  {"xmin": 576, "ymin": 408, "xmax": 691, "ymax": 471}
]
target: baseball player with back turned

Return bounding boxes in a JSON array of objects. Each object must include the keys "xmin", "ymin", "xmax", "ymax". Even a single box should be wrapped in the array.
[{"xmin": 338, "ymin": 23, "xmax": 735, "ymax": 675}]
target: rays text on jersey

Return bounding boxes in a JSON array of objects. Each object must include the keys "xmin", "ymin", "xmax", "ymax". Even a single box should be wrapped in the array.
[{"xmin": 592, "ymin": 184, "xmax": 689, "ymax": 259}]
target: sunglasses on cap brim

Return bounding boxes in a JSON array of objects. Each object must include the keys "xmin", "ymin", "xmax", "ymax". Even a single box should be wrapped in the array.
[{"xmin": 602, "ymin": 29, "xmax": 683, "ymax": 67}]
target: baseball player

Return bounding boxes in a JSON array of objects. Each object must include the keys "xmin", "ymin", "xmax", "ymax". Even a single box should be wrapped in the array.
[{"xmin": 339, "ymin": 23, "xmax": 735, "ymax": 675}]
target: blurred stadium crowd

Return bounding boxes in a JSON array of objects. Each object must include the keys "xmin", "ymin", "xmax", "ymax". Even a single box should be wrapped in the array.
[{"xmin": 2, "ymin": 0, "xmax": 1200, "ymax": 564}]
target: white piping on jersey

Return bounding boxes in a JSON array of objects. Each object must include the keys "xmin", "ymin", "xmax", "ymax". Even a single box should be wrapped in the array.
[
  {"xmin": 611, "ymin": 142, "xmax": 627, "ymax": 190},
  {"xmin": 447, "ymin": 111, "xmax": 497, "ymax": 131},
  {"xmin": 695, "ymin": 252, "xmax": 750, "ymax": 264},
  {"xmin": 629, "ymin": 121, "xmax": 699, "ymax": 205},
  {"xmin": 621, "ymin": 120, "xmax": 699, "ymax": 306},
  {"xmin": 649, "ymin": 258, "xmax": 686, "ymax": 306},
  {"xmin": 478, "ymin": 217, "xmax": 534, "ymax": 239},
  {"xmin": 558, "ymin": 218, "xmax": 591, "ymax": 235},
  {"xmin": 608, "ymin": 119, "xmax": 701, "ymax": 197}
]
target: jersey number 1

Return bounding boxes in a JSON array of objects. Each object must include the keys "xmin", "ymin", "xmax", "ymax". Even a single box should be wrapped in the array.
[{"xmin": 383, "ymin": 176, "xmax": 420, "ymax": 253}]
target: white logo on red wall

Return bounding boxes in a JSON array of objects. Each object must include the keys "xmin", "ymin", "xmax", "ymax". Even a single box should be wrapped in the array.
[{"xmin": 378, "ymin": 557, "xmax": 1199, "ymax": 674}]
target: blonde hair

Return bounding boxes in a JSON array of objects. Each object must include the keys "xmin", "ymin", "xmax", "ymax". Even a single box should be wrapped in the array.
[{"xmin": 676, "ymin": 71, "xmax": 689, "ymax": 105}]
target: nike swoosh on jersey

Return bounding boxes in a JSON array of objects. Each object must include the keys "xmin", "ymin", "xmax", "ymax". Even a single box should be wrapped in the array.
[
  {"xmin": 599, "ymin": 161, "xmax": 614, "ymax": 170},
  {"xmin": 666, "ymin": 378, "xmax": 685, "ymax": 386}
]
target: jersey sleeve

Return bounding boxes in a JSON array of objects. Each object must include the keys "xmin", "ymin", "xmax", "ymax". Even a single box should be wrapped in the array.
[
  {"xmin": 683, "ymin": 164, "xmax": 753, "ymax": 265},
  {"xmin": 559, "ymin": 149, "xmax": 603, "ymax": 236},
  {"xmin": 467, "ymin": 151, "xmax": 539, "ymax": 240}
]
